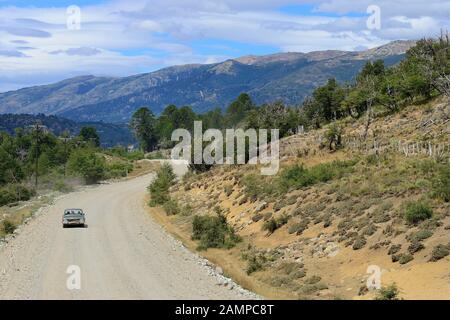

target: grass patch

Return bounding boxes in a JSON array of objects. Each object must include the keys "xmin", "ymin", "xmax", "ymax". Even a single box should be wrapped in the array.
[
  {"xmin": 278, "ymin": 160, "xmax": 355, "ymax": 192},
  {"xmin": 241, "ymin": 159, "xmax": 356, "ymax": 200},
  {"xmin": 418, "ymin": 160, "xmax": 450, "ymax": 202}
]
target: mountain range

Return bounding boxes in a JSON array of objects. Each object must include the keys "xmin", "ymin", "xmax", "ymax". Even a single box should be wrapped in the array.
[{"xmin": 0, "ymin": 40, "xmax": 415, "ymax": 123}]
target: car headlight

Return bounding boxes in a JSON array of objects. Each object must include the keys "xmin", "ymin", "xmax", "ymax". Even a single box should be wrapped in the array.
[{"xmin": 63, "ymin": 219, "xmax": 68, "ymax": 223}]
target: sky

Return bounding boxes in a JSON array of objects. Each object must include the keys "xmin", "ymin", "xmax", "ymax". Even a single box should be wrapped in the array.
[{"xmin": 0, "ymin": 0, "xmax": 448, "ymax": 92}]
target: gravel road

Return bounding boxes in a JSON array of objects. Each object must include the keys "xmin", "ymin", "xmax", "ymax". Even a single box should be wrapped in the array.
[{"xmin": 0, "ymin": 174, "xmax": 257, "ymax": 300}]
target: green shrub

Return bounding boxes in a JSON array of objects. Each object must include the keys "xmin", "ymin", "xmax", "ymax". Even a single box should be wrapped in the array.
[
  {"xmin": 163, "ymin": 199, "xmax": 179, "ymax": 215},
  {"xmin": 277, "ymin": 262, "xmax": 303, "ymax": 275},
  {"xmin": 398, "ymin": 253, "xmax": 414, "ymax": 264},
  {"xmin": 148, "ymin": 163, "xmax": 176, "ymax": 206},
  {"xmin": 288, "ymin": 223, "xmax": 302, "ymax": 234},
  {"xmin": 273, "ymin": 200, "xmax": 287, "ymax": 212},
  {"xmin": 305, "ymin": 275, "xmax": 321, "ymax": 285},
  {"xmin": 263, "ymin": 218, "xmax": 279, "ymax": 234},
  {"xmin": 362, "ymin": 224, "xmax": 377, "ymax": 236},
  {"xmin": 291, "ymin": 269, "xmax": 306, "ymax": 279},
  {"xmin": 376, "ymin": 283, "xmax": 400, "ymax": 300},
  {"xmin": 262, "ymin": 215, "xmax": 288, "ymax": 234},
  {"xmin": 192, "ymin": 214, "xmax": 241, "ymax": 250},
  {"xmin": 388, "ymin": 244, "xmax": 401, "ymax": 255},
  {"xmin": 246, "ymin": 253, "xmax": 266, "ymax": 275},
  {"xmin": 54, "ymin": 180, "xmax": 73, "ymax": 193},
  {"xmin": 299, "ymin": 283, "xmax": 328, "ymax": 294},
  {"xmin": 408, "ymin": 229, "xmax": 433, "ymax": 242},
  {"xmin": 106, "ymin": 162, "xmax": 133, "ymax": 178},
  {"xmin": 308, "ymin": 164, "xmax": 335, "ymax": 183},
  {"xmin": 408, "ymin": 241, "xmax": 424, "ymax": 254},
  {"xmin": 352, "ymin": 237, "xmax": 367, "ymax": 250},
  {"xmin": 270, "ymin": 275, "xmax": 293, "ymax": 288},
  {"xmin": 2, "ymin": 220, "xmax": 16, "ymax": 234},
  {"xmin": 429, "ymin": 244, "xmax": 450, "ymax": 262},
  {"xmin": 68, "ymin": 149, "xmax": 107, "ymax": 184},
  {"xmin": 0, "ymin": 184, "xmax": 35, "ymax": 206},
  {"xmin": 252, "ymin": 214, "xmax": 263, "ymax": 222},
  {"xmin": 404, "ymin": 201, "xmax": 432, "ymax": 224},
  {"xmin": 279, "ymin": 164, "xmax": 315, "ymax": 190}
]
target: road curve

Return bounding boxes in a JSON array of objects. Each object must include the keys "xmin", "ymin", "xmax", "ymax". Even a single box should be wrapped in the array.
[{"xmin": 0, "ymin": 174, "xmax": 247, "ymax": 299}]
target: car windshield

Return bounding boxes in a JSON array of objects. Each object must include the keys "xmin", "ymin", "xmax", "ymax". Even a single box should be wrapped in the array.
[{"xmin": 65, "ymin": 210, "xmax": 83, "ymax": 215}]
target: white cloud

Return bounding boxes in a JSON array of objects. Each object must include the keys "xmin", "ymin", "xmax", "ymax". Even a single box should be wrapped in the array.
[{"xmin": 50, "ymin": 47, "xmax": 102, "ymax": 56}]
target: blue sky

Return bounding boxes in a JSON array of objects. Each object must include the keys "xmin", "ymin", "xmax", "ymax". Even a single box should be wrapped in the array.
[
  {"xmin": 0, "ymin": 0, "xmax": 447, "ymax": 92},
  {"xmin": 0, "ymin": 0, "xmax": 106, "ymax": 6}
]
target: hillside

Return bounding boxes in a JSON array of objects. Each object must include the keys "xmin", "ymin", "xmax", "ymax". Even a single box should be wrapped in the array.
[
  {"xmin": 0, "ymin": 41, "xmax": 414, "ymax": 123},
  {"xmin": 0, "ymin": 114, "xmax": 135, "ymax": 147},
  {"xmin": 150, "ymin": 97, "xmax": 450, "ymax": 299}
]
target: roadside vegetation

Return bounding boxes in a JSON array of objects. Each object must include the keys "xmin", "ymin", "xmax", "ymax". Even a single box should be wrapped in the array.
[
  {"xmin": 0, "ymin": 125, "xmax": 148, "ymax": 239},
  {"xmin": 151, "ymin": 36, "xmax": 450, "ymax": 299},
  {"xmin": 147, "ymin": 163, "xmax": 176, "ymax": 207},
  {"xmin": 0, "ymin": 125, "xmax": 138, "ymax": 201}
]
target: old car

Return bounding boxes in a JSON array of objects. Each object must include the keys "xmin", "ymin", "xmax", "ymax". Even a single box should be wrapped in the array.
[{"xmin": 62, "ymin": 209, "xmax": 86, "ymax": 228}]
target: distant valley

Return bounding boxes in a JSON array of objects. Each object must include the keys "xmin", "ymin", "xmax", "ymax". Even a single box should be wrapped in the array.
[{"xmin": 0, "ymin": 114, "xmax": 135, "ymax": 147}]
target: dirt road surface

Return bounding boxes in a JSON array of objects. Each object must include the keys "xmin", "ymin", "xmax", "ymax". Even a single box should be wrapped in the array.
[{"xmin": 0, "ymin": 174, "xmax": 254, "ymax": 299}]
